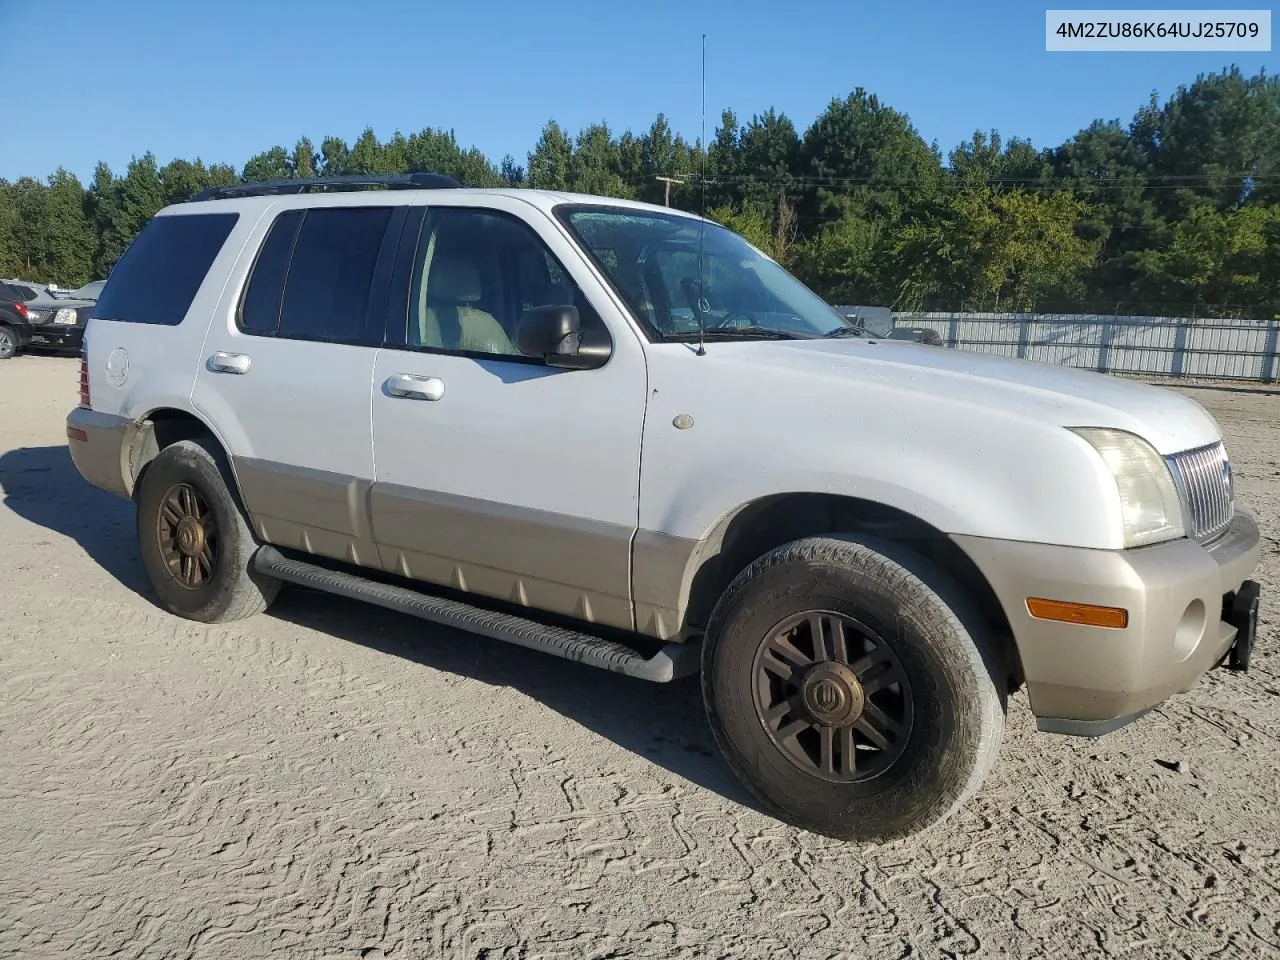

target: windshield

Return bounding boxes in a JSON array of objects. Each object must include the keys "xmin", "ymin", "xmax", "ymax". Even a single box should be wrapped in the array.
[
  {"xmin": 72, "ymin": 280, "xmax": 106, "ymax": 301},
  {"xmin": 558, "ymin": 205, "xmax": 855, "ymax": 341}
]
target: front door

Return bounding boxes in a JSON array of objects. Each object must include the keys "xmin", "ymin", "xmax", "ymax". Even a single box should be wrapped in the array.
[{"xmin": 369, "ymin": 200, "xmax": 648, "ymax": 631}]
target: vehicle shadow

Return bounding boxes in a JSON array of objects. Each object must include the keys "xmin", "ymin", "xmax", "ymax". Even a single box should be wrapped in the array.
[
  {"xmin": 0, "ymin": 444, "xmax": 758, "ymax": 812},
  {"xmin": 0, "ymin": 444, "xmax": 153, "ymax": 597},
  {"xmin": 267, "ymin": 587, "xmax": 756, "ymax": 809}
]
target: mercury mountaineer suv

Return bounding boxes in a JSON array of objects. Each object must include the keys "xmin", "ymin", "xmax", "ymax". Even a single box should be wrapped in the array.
[{"xmin": 65, "ymin": 173, "xmax": 1263, "ymax": 842}]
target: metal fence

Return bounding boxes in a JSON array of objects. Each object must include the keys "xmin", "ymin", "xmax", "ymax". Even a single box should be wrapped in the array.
[{"xmin": 892, "ymin": 311, "xmax": 1280, "ymax": 382}]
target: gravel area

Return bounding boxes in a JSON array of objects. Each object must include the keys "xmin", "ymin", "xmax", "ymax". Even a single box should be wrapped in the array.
[{"xmin": 2, "ymin": 355, "xmax": 1277, "ymax": 958}]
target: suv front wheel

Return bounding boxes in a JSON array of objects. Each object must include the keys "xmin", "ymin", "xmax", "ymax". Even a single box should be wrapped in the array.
[
  {"xmin": 136, "ymin": 439, "xmax": 280, "ymax": 623},
  {"xmin": 702, "ymin": 535, "xmax": 1005, "ymax": 842}
]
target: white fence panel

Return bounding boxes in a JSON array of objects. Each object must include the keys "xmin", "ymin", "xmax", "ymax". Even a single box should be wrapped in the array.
[{"xmin": 894, "ymin": 312, "xmax": 1280, "ymax": 382}]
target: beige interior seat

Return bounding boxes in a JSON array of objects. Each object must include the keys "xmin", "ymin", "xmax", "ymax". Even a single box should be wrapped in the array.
[{"xmin": 417, "ymin": 257, "xmax": 517, "ymax": 355}]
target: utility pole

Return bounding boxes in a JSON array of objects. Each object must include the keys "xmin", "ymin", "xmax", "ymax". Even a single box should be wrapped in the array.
[{"xmin": 655, "ymin": 175, "xmax": 685, "ymax": 207}]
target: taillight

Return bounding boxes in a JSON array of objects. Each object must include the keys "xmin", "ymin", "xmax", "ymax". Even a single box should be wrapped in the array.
[
  {"xmin": 13, "ymin": 301, "xmax": 28, "ymax": 320},
  {"xmin": 79, "ymin": 339, "xmax": 90, "ymax": 408}
]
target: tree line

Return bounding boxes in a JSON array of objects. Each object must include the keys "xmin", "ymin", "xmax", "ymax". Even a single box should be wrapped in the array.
[{"xmin": 2, "ymin": 66, "xmax": 1278, "ymax": 317}]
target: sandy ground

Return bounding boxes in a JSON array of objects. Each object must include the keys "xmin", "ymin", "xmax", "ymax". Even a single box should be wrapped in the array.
[{"xmin": 1, "ymin": 354, "xmax": 1277, "ymax": 959}]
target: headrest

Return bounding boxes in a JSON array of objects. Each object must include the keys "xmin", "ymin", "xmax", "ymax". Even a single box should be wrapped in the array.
[{"xmin": 429, "ymin": 259, "xmax": 482, "ymax": 304}]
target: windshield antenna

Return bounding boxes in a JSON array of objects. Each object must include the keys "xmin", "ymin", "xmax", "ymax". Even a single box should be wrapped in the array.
[{"xmin": 696, "ymin": 32, "xmax": 708, "ymax": 357}]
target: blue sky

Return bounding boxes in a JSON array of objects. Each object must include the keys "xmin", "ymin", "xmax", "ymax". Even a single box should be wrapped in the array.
[{"xmin": 2, "ymin": 0, "xmax": 1276, "ymax": 183}]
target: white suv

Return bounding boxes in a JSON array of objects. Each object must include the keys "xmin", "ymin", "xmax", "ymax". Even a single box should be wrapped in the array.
[{"xmin": 66, "ymin": 174, "xmax": 1262, "ymax": 842}]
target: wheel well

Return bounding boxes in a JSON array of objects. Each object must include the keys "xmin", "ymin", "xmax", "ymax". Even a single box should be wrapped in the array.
[
  {"xmin": 127, "ymin": 408, "xmax": 219, "ymax": 496},
  {"xmin": 683, "ymin": 494, "xmax": 1022, "ymax": 688}
]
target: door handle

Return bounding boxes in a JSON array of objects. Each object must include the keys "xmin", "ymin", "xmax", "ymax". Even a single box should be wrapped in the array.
[
  {"xmin": 386, "ymin": 374, "xmax": 445, "ymax": 401},
  {"xmin": 208, "ymin": 352, "xmax": 251, "ymax": 375}
]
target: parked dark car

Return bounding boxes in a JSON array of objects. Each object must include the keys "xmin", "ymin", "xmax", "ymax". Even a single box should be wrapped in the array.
[
  {"xmin": 26, "ymin": 280, "xmax": 101, "ymax": 352},
  {"xmin": 0, "ymin": 282, "xmax": 38, "ymax": 359}
]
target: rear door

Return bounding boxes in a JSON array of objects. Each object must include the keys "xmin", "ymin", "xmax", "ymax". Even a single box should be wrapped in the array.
[{"xmin": 191, "ymin": 201, "xmax": 406, "ymax": 568}]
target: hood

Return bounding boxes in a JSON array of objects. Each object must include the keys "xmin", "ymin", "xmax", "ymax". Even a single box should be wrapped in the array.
[
  {"xmin": 28, "ymin": 296, "xmax": 95, "ymax": 311},
  {"xmin": 718, "ymin": 337, "xmax": 1222, "ymax": 455}
]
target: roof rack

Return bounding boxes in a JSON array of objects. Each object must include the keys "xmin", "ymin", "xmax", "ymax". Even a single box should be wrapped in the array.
[{"xmin": 189, "ymin": 172, "xmax": 462, "ymax": 202}]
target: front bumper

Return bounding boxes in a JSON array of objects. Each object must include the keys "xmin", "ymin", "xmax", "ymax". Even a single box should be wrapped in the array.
[
  {"xmin": 953, "ymin": 511, "xmax": 1262, "ymax": 736},
  {"xmin": 29, "ymin": 322, "xmax": 85, "ymax": 349}
]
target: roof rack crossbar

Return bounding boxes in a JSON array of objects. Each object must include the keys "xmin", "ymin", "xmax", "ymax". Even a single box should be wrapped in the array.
[{"xmin": 189, "ymin": 172, "xmax": 461, "ymax": 202}]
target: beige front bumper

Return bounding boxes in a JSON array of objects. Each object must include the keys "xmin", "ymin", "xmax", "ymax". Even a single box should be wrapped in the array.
[{"xmin": 953, "ymin": 512, "xmax": 1261, "ymax": 735}]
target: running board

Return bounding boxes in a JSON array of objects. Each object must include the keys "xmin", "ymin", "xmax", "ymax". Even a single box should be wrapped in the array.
[{"xmin": 253, "ymin": 546, "xmax": 700, "ymax": 683}]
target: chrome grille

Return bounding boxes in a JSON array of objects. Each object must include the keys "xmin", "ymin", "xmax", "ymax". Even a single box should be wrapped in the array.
[{"xmin": 1166, "ymin": 441, "xmax": 1233, "ymax": 544}]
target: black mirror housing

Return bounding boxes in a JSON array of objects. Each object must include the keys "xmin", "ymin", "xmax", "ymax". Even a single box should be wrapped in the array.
[{"xmin": 517, "ymin": 304, "xmax": 609, "ymax": 369}]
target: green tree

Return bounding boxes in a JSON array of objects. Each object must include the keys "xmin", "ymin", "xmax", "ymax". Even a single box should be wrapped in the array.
[
  {"xmin": 949, "ymin": 130, "xmax": 1047, "ymax": 188},
  {"xmin": 0, "ymin": 181, "xmax": 22, "ymax": 277},
  {"xmin": 7, "ymin": 176, "xmax": 46, "ymax": 276},
  {"xmin": 707, "ymin": 109, "xmax": 742, "ymax": 209},
  {"xmin": 34, "ymin": 168, "xmax": 93, "ymax": 284},
  {"xmin": 319, "ymin": 136, "xmax": 350, "ymax": 176},
  {"xmin": 242, "ymin": 146, "xmax": 293, "ymax": 182},
  {"xmin": 117, "ymin": 154, "xmax": 164, "ymax": 240},
  {"xmin": 894, "ymin": 188, "xmax": 1100, "ymax": 310},
  {"xmin": 793, "ymin": 212, "xmax": 888, "ymax": 304},
  {"xmin": 159, "ymin": 158, "xmax": 225, "ymax": 205},
  {"xmin": 527, "ymin": 120, "xmax": 573, "ymax": 190},
  {"xmin": 347, "ymin": 127, "xmax": 401, "ymax": 175},
  {"xmin": 85, "ymin": 162, "xmax": 122, "ymax": 277},
  {"xmin": 738, "ymin": 108, "xmax": 800, "ymax": 212},
  {"xmin": 1132, "ymin": 202, "xmax": 1280, "ymax": 314},
  {"xmin": 500, "ymin": 154, "xmax": 525, "ymax": 187},
  {"xmin": 798, "ymin": 89, "xmax": 943, "ymax": 226},
  {"xmin": 1135, "ymin": 67, "xmax": 1280, "ymax": 216},
  {"xmin": 569, "ymin": 123, "xmax": 629, "ymax": 197},
  {"xmin": 293, "ymin": 137, "xmax": 318, "ymax": 179}
]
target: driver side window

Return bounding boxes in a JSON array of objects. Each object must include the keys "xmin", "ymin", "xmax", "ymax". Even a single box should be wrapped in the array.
[{"xmin": 404, "ymin": 208, "xmax": 603, "ymax": 361}]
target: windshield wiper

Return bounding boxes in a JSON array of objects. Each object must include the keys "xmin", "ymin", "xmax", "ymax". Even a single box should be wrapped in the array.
[
  {"xmin": 661, "ymin": 326, "xmax": 805, "ymax": 342},
  {"xmin": 822, "ymin": 326, "xmax": 866, "ymax": 338}
]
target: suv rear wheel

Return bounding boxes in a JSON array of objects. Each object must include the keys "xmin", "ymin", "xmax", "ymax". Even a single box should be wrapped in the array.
[
  {"xmin": 702, "ymin": 535, "xmax": 1005, "ymax": 842},
  {"xmin": 0, "ymin": 324, "xmax": 18, "ymax": 359},
  {"xmin": 136, "ymin": 439, "xmax": 280, "ymax": 622}
]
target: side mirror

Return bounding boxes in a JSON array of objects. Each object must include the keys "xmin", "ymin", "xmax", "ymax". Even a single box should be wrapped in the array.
[{"xmin": 516, "ymin": 304, "xmax": 609, "ymax": 370}]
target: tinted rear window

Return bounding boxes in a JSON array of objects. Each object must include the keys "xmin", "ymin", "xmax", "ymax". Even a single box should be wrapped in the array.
[
  {"xmin": 0, "ymin": 283, "xmax": 37, "ymax": 302},
  {"xmin": 94, "ymin": 213, "xmax": 239, "ymax": 325}
]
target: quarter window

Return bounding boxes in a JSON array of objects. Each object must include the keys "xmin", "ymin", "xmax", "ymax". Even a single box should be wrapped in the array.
[{"xmin": 93, "ymin": 213, "xmax": 239, "ymax": 326}]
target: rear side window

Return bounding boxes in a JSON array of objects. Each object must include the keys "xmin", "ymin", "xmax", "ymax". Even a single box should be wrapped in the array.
[
  {"xmin": 238, "ymin": 207, "xmax": 392, "ymax": 343},
  {"xmin": 93, "ymin": 213, "xmax": 239, "ymax": 325}
]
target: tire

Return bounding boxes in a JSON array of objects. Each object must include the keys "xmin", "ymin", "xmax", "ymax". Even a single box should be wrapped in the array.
[
  {"xmin": 0, "ymin": 325, "xmax": 17, "ymax": 360},
  {"xmin": 701, "ymin": 535, "xmax": 1005, "ymax": 843},
  {"xmin": 135, "ymin": 438, "xmax": 280, "ymax": 623}
]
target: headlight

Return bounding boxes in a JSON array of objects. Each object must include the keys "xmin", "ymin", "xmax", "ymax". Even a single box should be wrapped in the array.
[{"xmin": 1070, "ymin": 427, "xmax": 1185, "ymax": 548}]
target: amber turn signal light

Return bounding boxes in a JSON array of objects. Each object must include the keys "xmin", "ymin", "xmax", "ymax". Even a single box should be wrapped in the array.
[{"xmin": 1026, "ymin": 597, "xmax": 1129, "ymax": 629}]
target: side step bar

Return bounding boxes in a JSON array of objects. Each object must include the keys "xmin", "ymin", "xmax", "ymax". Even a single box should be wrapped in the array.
[{"xmin": 253, "ymin": 546, "xmax": 700, "ymax": 683}]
